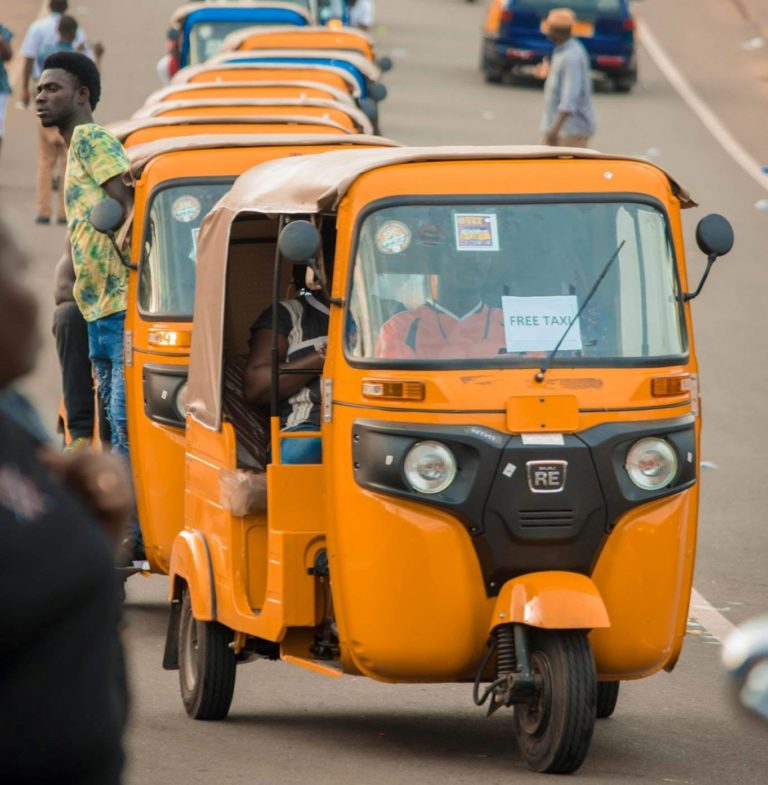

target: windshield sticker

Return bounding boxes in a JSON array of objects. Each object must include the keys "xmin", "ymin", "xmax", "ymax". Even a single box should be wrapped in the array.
[
  {"xmin": 376, "ymin": 220, "xmax": 411, "ymax": 255},
  {"xmin": 502, "ymin": 295, "xmax": 583, "ymax": 353},
  {"xmin": 171, "ymin": 195, "xmax": 201, "ymax": 224},
  {"xmin": 521, "ymin": 433, "xmax": 565, "ymax": 446},
  {"xmin": 454, "ymin": 213, "xmax": 499, "ymax": 252}
]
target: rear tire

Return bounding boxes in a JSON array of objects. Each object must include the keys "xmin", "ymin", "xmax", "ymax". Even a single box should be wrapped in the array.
[
  {"xmin": 178, "ymin": 588, "xmax": 236, "ymax": 720},
  {"xmin": 596, "ymin": 681, "xmax": 620, "ymax": 718},
  {"xmin": 612, "ymin": 77, "xmax": 634, "ymax": 93},
  {"xmin": 484, "ymin": 67, "xmax": 503, "ymax": 84},
  {"xmin": 513, "ymin": 629, "xmax": 596, "ymax": 774}
]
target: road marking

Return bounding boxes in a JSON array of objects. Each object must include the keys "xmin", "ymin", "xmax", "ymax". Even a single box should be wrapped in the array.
[
  {"xmin": 638, "ymin": 19, "xmax": 768, "ymax": 193},
  {"xmin": 689, "ymin": 588, "xmax": 737, "ymax": 644}
]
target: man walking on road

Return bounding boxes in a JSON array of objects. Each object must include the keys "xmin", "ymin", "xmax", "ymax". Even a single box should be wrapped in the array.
[{"xmin": 540, "ymin": 8, "xmax": 595, "ymax": 148}]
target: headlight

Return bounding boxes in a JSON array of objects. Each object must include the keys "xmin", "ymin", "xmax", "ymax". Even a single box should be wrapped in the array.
[
  {"xmin": 625, "ymin": 437, "xmax": 678, "ymax": 490},
  {"xmin": 175, "ymin": 382, "xmax": 189, "ymax": 420},
  {"xmin": 403, "ymin": 440, "xmax": 457, "ymax": 495}
]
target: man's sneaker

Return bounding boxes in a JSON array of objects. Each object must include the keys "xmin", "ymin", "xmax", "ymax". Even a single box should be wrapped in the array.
[
  {"xmin": 57, "ymin": 216, "xmax": 67, "ymax": 226},
  {"xmin": 35, "ymin": 216, "xmax": 51, "ymax": 225},
  {"xmin": 64, "ymin": 436, "xmax": 91, "ymax": 453}
]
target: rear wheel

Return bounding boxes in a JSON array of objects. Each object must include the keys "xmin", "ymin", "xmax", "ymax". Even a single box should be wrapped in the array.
[
  {"xmin": 596, "ymin": 681, "xmax": 620, "ymax": 718},
  {"xmin": 178, "ymin": 588, "xmax": 236, "ymax": 720},
  {"xmin": 513, "ymin": 629, "xmax": 596, "ymax": 774},
  {"xmin": 612, "ymin": 76, "xmax": 635, "ymax": 93}
]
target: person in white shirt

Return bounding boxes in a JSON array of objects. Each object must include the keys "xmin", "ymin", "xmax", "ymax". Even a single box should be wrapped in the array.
[
  {"xmin": 349, "ymin": 0, "xmax": 375, "ymax": 31},
  {"xmin": 19, "ymin": 1, "xmax": 91, "ymax": 225}
]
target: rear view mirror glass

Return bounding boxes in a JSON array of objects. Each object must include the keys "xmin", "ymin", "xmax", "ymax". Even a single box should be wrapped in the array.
[
  {"xmin": 90, "ymin": 198, "xmax": 124, "ymax": 234},
  {"xmin": 278, "ymin": 220, "xmax": 321, "ymax": 264},
  {"xmin": 696, "ymin": 214, "xmax": 734, "ymax": 259}
]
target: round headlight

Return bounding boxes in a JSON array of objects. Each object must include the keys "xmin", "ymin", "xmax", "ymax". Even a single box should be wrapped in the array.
[
  {"xmin": 403, "ymin": 441, "xmax": 457, "ymax": 495},
  {"xmin": 625, "ymin": 437, "xmax": 678, "ymax": 490},
  {"xmin": 175, "ymin": 381, "xmax": 189, "ymax": 420}
]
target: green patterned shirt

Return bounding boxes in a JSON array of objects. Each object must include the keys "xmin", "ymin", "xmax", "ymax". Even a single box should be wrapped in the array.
[{"xmin": 64, "ymin": 124, "xmax": 131, "ymax": 322}]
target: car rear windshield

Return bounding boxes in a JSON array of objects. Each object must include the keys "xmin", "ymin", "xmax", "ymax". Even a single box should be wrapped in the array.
[
  {"xmin": 346, "ymin": 200, "xmax": 686, "ymax": 367},
  {"xmin": 140, "ymin": 180, "xmax": 233, "ymax": 318},
  {"xmin": 515, "ymin": 1, "xmax": 624, "ymax": 17}
]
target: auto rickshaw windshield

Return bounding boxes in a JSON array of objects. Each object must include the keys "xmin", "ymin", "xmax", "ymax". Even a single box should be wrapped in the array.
[
  {"xmin": 140, "ymin": 180, "xmax": 233, "ymax": 317},
  {"xmin": 189, "ymin": 22, "xmax": 261, "ymax": 63},
  {"xmin": 346, "ymin": 200, "xmax": 686, "ymax": 365}
]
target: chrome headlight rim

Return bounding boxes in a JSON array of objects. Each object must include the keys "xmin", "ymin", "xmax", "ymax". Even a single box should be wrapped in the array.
[
  {"xmin": 403, "ymin": 440, "xmax": 458, "ymax": 495},
  {"xmin": 625, "ymin": 437, "xmax": 678, "ymax": 491}
]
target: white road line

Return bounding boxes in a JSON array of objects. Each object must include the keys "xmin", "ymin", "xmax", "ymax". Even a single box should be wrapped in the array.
[
  {"xmin": 689, "ymin": 588, "xmax": 737, "ymax": 644},
  {"xmin": 638, "ymin": 19, "xmax": 768, "ymax": 193}
]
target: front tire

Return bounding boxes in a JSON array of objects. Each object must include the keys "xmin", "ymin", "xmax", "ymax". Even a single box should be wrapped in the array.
[
  {"xmin": 596, "ymin": 681, "xmax": 620, "ymax": 718},
  {"xmin": 513, "ymin": 629, "xmax": 596, "ymax": 774},
  {"xmin": 178, "ymin": 588, "xmax": 236, "ymax": 720}
]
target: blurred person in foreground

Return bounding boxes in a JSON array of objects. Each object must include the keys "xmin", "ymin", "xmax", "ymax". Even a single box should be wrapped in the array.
[
  {"xmin": 349, "ymin": 0, "xmax": 375, "ymax": 32},
  {"xmin": 0, "ymin": 22, "xmax": 12, "ymax": 161},
  {"xmin": 0, "ymin": 216, "xmax": 129, "ymax": 784},
  {"xmin": 540, "ymin": 8, "xmax": 595, "ymax": 148}
]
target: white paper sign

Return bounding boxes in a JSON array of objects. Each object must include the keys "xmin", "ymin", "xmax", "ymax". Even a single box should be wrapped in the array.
[{"xmin": 502, "ymin": 296, "xmax": 582, "ymax": 353}]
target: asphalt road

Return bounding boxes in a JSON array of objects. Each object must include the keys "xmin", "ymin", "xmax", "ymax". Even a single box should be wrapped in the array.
[{"xmin": 1, "ymin": 0, "xmax": 767, "ymax": 782}]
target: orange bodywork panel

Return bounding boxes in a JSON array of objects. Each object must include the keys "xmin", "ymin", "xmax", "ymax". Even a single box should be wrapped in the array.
[
  {"xmin": 168, "ymin": 529, "xmax": 216, "ymax": 621},
  {"xmin": 152, "ymin": 103, "xmax": 358, "ymax": 130},
  {"xmin": 158, "ymin": 83, "xmax": 348, "ymax": 103},
  {"xmin": 490, "ymin": 572, "xmax": 610, "ymax": 631},
  {"xmin": 506, "ymin": 394, "xmax": 580, "ymax": 433},
  {"xmin": 236, "ymin": 30, "xmax": 374, "ymax": 60},
  {"xmin": 187, "ymin": 67, "xmax": 354, "ymax": 95},
  {"xmin": 124, "ymin": 122, "xmax": 346, "ymax": 147}
]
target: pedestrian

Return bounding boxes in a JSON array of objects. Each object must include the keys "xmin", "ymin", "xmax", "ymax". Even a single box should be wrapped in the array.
[
  {"xmin": 540, "ymin": 8, "xmax": 596, "ymax": 148},
  {"xmin": 35, "ymin": 50, "xmax": 143, "ymax": 561},
  {"xmin": 349, "ymin": 0, "xmax": 375, "ymax": 32},
  {"xmin": 0, "ymin": 214, "xmax": 129, "ymax": 785},
  {"xmin": 0, "ymin": 22, "xmax": 12, "ymax": 162},
  {"xmin": 53, "ymin": 241, "xmax": 110, "ymax": 450},
  {"xmin": 19, "ymin": 1, "xmax": 88, "ymax": 224}
]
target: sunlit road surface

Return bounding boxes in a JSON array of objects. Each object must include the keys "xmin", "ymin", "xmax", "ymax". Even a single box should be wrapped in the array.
[{"xmin": 1, "ymin": 0, "xmax": 767, "ymax": 782}]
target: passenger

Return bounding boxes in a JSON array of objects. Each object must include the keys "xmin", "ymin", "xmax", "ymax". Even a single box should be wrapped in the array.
[
  {"xmin": 375, "ymin": 253, "xmax": 506, "ymax": 360},
  {"xmin": 243, "ymin": 256, "xmax": 331, "ymax": 465}
]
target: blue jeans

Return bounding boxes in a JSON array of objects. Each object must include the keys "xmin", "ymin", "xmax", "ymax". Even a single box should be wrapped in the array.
[
  {"xmin": 278, "ymin": 423, "xmax": 322, "ymax": 465},
  {"xmin": 87, "ymin": 311, "xmax": 128, "ymax": 457}
]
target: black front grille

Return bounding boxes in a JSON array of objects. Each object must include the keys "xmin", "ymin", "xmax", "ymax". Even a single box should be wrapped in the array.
[{"xmin": 519, "ymin": 509, "xmax": 575, "ymax": 528}]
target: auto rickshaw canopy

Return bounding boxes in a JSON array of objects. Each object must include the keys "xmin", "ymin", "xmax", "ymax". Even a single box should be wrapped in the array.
[
  {"xmin": 210, "ymin": 48, "xmax": 382, "ymax": 81},
  {"xmin": 219, "ymin": 24, "xmax": 375, "ymax": 60}
]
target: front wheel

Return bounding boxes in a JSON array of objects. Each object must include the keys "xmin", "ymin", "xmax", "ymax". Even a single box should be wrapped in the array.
[
  {"xmin": 178, "ymin": 588, "xmax": 237, "ymax": 720},
  {"xmin": 513, "ymin": 629, "xmax": 596, "ymax": 774},
  {"xmin": 596, "ymin": 680, "xmax": 620, "ymax": 718}
]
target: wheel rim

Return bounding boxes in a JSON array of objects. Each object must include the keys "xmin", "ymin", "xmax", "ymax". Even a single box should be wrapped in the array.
[
  {"xmin": 182, "ymin": 612, "xmax": 200, "ymax": 694},
  {"xmin": 516, "ymin": 651, "xmax": 552, "ymax": 739}
]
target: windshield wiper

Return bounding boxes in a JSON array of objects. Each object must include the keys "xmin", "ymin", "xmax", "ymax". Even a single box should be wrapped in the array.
[{"xmin": 534, "ymin": 240, "xmax": 625, "ymax": 383}]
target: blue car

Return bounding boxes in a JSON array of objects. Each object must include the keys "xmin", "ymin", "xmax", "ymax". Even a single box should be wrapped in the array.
[{"xmin": 481, "ymin": 0, "xmax": 637, "ymax": 92}]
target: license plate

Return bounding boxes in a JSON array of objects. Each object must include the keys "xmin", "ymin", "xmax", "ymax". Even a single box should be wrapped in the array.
[{"xmin": 540, "ymin": 19, "xmax": 595, "ymax": 38}]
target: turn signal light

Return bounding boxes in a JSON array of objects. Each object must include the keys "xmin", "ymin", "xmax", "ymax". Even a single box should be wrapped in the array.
[
  {"xmin": 148, "ymin": 329, "xmax": 192, "ymax": 349},
  {"xmin": 362, "ymin": 379, "xmax": 425, "ymax": 401},
  {"xmin": 651, "ymin": 375, "xmax": 690, "ymax": 397}
]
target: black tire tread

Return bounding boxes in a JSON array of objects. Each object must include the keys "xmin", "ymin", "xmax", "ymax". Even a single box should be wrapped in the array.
[{"xmin": 596, "ymin": 680, "xmax": 620, "ymax": 719}]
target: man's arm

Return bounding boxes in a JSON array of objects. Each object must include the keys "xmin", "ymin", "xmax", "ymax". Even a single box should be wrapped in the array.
[
  {"xmin": 101, "ymin": 173, "xmax": 134, "ymax": 221},
  {"xmin": 53, "ymin": 247, "xmax": 76, "ymax": 306},
  {"xmin": 19, "ymin": 23, "xmax": 40, "ymax": 108}
]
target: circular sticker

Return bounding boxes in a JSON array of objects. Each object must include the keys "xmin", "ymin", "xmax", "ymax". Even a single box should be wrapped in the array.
[
  {"xmin": 171, "ymin": 195, "xmax": 201, "ymax": 224},
  {"xmin": 376, "ymin": 220, "xmax": 411, "ymax": 255},
  {"xmin": 197, "ymin": 24, "xmax": 214, "ymax": 40}
]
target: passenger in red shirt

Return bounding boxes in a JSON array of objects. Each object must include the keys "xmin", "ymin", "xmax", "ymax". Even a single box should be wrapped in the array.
[{"xmin": 375, "ymin": 255, "xmax": 506, "ymax": 360}]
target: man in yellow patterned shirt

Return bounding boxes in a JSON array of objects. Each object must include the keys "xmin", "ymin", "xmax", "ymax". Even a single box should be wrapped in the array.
[{"xmin": 36, "ymin": 51, "xmax": 141, "ymax": 559}]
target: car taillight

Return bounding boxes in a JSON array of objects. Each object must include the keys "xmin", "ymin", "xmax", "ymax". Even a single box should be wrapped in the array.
[
  {"xmin": 501, "ymin": 10, "xmax": 514, "ymax": 23},
  {"xmin": 623, "ymin": 17, "xmax": 636, "ymax": 32}
]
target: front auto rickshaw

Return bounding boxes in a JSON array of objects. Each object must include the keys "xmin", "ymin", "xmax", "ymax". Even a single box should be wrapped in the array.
[
  {"xmin": 165, "ymin": 146, "xmax": 733, "ymax": 774},
  {"xmin": 92, "ymin": 134, "xmax": 397, "ymax": 577},
  {"xmin": 131, "ymin": 95, "xmax": 373, "ymax": 134}
]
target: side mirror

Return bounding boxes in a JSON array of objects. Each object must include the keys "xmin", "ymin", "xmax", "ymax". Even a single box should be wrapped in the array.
[
  {"xmin": 683, "ymin": 213, "xmax": 734, "ymax": 302},
  {"xmin": 367, "ymin": 82, "xmax": 388, "ymax": 102},
  {"xmin": 696, "ymin": 213, "xmax": 734, "ymax": 259},
  {"xmin": 278, "ymin": 219, "xmax": 321, "ymax": 264},
  {"xmin": 378, "ymin": 56, "xmax": 393, "ymax": 73},
  {"xmin": 90, "ymin": 197, "xmax": 124, "ymax": 234}
]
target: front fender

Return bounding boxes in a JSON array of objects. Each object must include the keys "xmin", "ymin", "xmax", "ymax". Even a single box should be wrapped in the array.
[
  {"xmin": 490, "ymin": 571, "xmax": 610, "ymax": 633},
  {"xmin": 168, "ymin": 529, "xmax": 216, "ymax": 621}
]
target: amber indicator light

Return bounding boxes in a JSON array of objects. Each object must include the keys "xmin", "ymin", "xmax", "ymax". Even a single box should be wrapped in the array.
[
  {"xmin": 362, "ymin": 379, "xmax": 425, "ymax": 401},
  {"xmin": 651, "ymin": 375, "xmax": 690, "ymax": 397}
]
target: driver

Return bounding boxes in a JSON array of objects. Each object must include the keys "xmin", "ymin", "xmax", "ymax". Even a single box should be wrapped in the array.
[{"xmin": 375, "ymin": 252, "xmax": 505, "ymax": 360}]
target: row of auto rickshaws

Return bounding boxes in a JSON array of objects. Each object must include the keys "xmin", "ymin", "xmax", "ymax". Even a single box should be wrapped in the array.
[{"xmin": 92, "ymin": 0, "xmax": 736, "ymax": 774}]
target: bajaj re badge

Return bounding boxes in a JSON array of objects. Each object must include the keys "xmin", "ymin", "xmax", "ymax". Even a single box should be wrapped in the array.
[{"xmin": 526, "ymin": 460, "xmax": 567, "ymax": 493}]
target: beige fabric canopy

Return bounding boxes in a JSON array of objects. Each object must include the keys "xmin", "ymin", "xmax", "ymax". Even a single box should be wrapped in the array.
[
  {"xmin": 219, "ymin": 24, "xmax": 374, "ymax": 53},
  {"xmin": 109, "ymin": 114, "xmax": 353, "ymax": 143},
  {"xmin": 170, "ymin": 1, "xmax": 312, "ymax": 28},
  {"xmin": 170, "ymin": 62, "xmax": 362, "ymax": 97},
  {"xmin": 130, "ymin": 96, "xmax": 373, "ymax": 134},
  {"xmin": 142, "ymin": 79, "xmax": 356, "ymax": 107}
]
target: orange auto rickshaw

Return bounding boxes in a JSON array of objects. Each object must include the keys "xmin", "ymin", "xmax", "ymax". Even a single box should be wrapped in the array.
[
  {"xmin": 153, "ymin": 146, "xmax": 733, "ymax": 774},
  {"xmin": 143, "ymin": 78, "xmax": 357, "ymax": 107},
  {"xmin": 110, "ymin": 114, "xmax": 352, "ymax": 148},
  {"xmin": 131, "ymin": 96, "xmax": 373, "ymax": 134},
  {"xmin": 89, "ymin": 134, "xmax": 397, "ymax": 577}
]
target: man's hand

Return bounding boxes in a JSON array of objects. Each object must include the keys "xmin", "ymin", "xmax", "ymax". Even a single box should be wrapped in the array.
[
  {"xmin": 20, "ymin": 86, "xmax": 31, "ymax": 109},
  {"xmin": 543, "ymin": 128, "xmax": 560, "ymax": 146},
  {"xmin": 39, "ymin": 448, "xmax": 134, "ymax": 545}
]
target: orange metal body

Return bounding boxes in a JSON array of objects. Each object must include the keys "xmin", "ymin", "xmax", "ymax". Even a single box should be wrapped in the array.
[
  {"xmin": 123, "ymin": 122, "xmax": 346, "ymax": 147},
  {"xmin": 234, "ymin": 29, "xmax": 374, "ymax": 60},
  {"xmin": 155, "ymin": 83, "xmax": 348, "ymax": 103},
  {"xmin": 186, "ymin": 66, "xmax": 355, "ymax": 95},
  {"xmin": 173, "ymin": 156, "xmax": 701, "ymax": 685}
]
